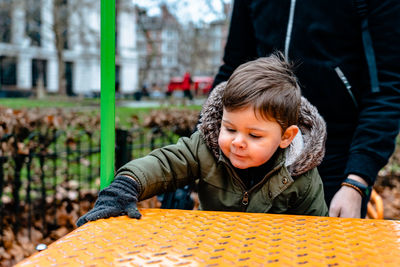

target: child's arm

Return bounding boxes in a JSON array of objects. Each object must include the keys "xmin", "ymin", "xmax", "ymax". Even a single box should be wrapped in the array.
[
  {"xmin": 116, "ymin": 132, "xmax": 205, "ymax": 201},
  {"xmin": 76, "ymin": 132, "xmax": 205, "ymax": 227},
  {"xmin": 76, "ymin": 176, "xmax": 141, "ymax": 227}
]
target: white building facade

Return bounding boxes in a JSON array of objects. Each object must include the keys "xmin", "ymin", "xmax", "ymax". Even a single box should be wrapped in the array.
[{"xmin": 0, "ymin": 0, "xmax": 138, "ymax": 96}]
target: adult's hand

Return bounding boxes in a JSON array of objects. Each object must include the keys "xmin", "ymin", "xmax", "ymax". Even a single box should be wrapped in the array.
[
  {"xmin": 329, "ymin": 174, "xmax": 367, "ymax": 218},
  {"xmin": 76, "ymin": 176, "xmax": 141, "ymax": 227}
]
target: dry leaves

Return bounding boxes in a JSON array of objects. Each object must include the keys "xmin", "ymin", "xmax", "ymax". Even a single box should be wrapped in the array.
[
  {"xmin": 0, "ymin": 190, "xmax": 97, "ymax": 266},
  {"xmin": 143, "ymin": 109, "xmax": 199, "ymax": 137}
]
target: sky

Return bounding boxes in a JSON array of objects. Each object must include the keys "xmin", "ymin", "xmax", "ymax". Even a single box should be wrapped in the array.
[{"xmin": 132, "ymin": 0, "xmax": 231, "ymax": 24}]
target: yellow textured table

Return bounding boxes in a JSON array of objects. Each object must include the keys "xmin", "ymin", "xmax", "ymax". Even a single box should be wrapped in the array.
[{"xmin": 16, "ymin": 209, "xmax": 400, "ymax": 266}]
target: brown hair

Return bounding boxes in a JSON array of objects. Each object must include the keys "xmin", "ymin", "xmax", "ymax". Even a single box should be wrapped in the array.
[{"xmin": 222, "ymin": 53, "xmax": 301, "ymax": 131}]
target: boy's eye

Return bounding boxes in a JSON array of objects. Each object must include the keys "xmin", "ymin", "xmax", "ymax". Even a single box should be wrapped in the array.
[
  {"xmin": 227, "ymin": 128, "xmax": 236, "ymax": 132},
  {"xmin": 249, "ymin": 133, "xmax": 261, "ymax": 138}
]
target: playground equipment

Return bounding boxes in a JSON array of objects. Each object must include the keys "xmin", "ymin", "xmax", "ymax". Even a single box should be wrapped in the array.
[
  {"xmin": 367, "ymin": 189, "xmax": 384, "ymax": 219},
  {"xmin": 99, "ymin": 0, "xmax": 115, "ymax": 190},
  {"xmin": 15, "ymin": 0, "xmax": 396, "ymax": 266},
  {"xmin": 15, "ymin": 209, "xmax": 400, "ymax": 266}
]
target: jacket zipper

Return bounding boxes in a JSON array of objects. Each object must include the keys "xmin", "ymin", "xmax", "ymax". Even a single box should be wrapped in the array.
[
  {"xmin": 334, "ymin": 67, "xmax": 358, "ymax": 108},
  {"xmin": 242, "ymin": 192, "xmax": 249, "ymax": 206},
  {"xmin": 284, "ymin": 0, "xmax": 297, "ymax": 59},
  {"xmin": 235, "ymin": 163, "xmax": 285, "ymax": 209},
  {"xmin": 224, "ymin": 164, "xmax": 249, "ymax": 209}
]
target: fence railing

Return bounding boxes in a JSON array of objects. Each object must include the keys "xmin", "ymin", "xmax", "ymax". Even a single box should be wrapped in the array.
[{"xmin": 0, "ymin": 126, "xmax": 179, "ymax": 246}]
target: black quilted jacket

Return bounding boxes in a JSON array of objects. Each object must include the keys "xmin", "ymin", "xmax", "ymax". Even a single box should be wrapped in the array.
[{"xmin": 213, "ymin": 0, "xmax": 400, "ymax": 186}]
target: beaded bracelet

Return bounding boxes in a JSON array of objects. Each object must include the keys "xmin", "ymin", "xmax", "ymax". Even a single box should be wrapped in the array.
[{"xmin": 341, "ymin": 182, "xmax": 364, "ymax": 197}]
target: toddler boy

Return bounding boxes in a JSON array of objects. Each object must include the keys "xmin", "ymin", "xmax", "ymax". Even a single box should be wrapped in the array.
[{"xmin": 77, "ymin": 53, "xmax": 328, "ymax": 226}]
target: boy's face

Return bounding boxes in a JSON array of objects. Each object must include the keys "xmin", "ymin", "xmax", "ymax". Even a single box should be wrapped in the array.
[{"xmin": 218, "ymin": 106, "xmax": 286, "ymax": 169}]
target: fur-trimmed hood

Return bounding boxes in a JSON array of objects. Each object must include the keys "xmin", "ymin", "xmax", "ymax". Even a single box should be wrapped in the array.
[{"xmin": 198, "ymin": 82, "xmax": 327, "ymax": 176}]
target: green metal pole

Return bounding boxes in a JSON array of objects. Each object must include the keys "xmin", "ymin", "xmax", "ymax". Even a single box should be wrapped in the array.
[{"xmin": 100, "ymin": 0, "xmax": 115, "ymax": 189}]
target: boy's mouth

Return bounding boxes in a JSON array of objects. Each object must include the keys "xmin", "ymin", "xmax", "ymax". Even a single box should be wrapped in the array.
[{"xmin": 231, "ymin": 153, "xmax": 246, "ymax": 159}]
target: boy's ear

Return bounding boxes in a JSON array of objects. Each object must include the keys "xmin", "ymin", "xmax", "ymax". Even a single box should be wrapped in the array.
[{"xmin": 279, "ymin": 125, "xmax": 299, "ymax": 149}]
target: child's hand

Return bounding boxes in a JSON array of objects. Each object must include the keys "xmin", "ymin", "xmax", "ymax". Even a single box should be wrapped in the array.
[{"xmin": 76, "ymin": 176, "xmax": 141, "ymax": 227}]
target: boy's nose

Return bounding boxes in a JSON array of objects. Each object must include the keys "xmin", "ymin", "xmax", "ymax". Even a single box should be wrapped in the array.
[{"xmin": 232, "ymin": 135, "xmax": 246, "ymax": 148}]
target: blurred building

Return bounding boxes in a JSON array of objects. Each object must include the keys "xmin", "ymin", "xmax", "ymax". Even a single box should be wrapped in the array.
[
  {"xmin": 136, "ymin": 4, "xmax": 182, "ymax": 91},
  {"xmin": 187, "ymin": 19, "xmax": 229, "ymax": 77},
  {"xmin": 207, "ymin": 18, "xmax": 229, "ymax": 76},
  {"xmin": 0, "ymin": 0, "xmax": 138, "ymax": 96},
  {"xmin": 136, "ymin": 3, "xmax": 231, "ymax": 92}
]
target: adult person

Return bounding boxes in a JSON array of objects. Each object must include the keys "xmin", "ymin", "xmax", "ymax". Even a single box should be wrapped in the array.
[
  {"xmin": 212, "ymin": 0, "xmax": 400, "ymax": 218},
  {"xmin": 182, "ymin": 72, "xmax": 194, "ymax": 102}
]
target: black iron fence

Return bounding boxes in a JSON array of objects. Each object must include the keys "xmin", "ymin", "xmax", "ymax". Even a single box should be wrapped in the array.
[{"xmin": 0, "ymin": 126, "xmax": 178, "ymax": 246}]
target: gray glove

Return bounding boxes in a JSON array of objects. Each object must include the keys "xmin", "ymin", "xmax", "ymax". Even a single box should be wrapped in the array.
[{"xmin": 76, "ymin": 176, "xmax": 141, "ymax": 227}]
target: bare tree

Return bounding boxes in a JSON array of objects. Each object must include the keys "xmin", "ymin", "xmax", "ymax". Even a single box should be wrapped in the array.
[
  {"xmin": 135, "ymin": 6, "xmax": 159, "ymax": 88},
  {"xmin": 51, "ymin": 0, "xmax": 68, "ymax": 95},
  {"xmin": 51, "ymin": 0, "xmax": 102, "ymax": 96},
  {"xmin": 164, "ymin": 0, "xmax": 231, "ymax": 76},
  {"xmin": 204, "ymin": 0, "xmax": 230, "ymax": 22},
  {"xmin": 40, "ymin": 0, "xmax": 100, "ymax": 96},
  {"xmin": 133, "ymin": 0, "xmax": 231, "ymax": 87}
]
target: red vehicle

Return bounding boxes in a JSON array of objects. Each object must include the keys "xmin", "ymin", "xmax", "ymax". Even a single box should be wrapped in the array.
[
  {"xmin": 167, "ymin": 75, "xmax": 213, "ymax": 96},
  {"xmin": 193, "ymin": 76, "xmax": 213, "ymax": 95},
  {"xmin": 166, "ymin": 76, "xmax": 184, "ymax": 94}
]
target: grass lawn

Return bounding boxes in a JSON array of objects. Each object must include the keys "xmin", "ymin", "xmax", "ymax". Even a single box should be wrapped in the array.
[{"xmin": 0, "ymin": 96, "xmax": 101, "ymax": 109}]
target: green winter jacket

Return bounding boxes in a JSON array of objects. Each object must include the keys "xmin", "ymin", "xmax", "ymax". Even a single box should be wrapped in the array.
[{"xmin": 117, "ymin": 83, "xmax": 328, "ymax": 216}]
